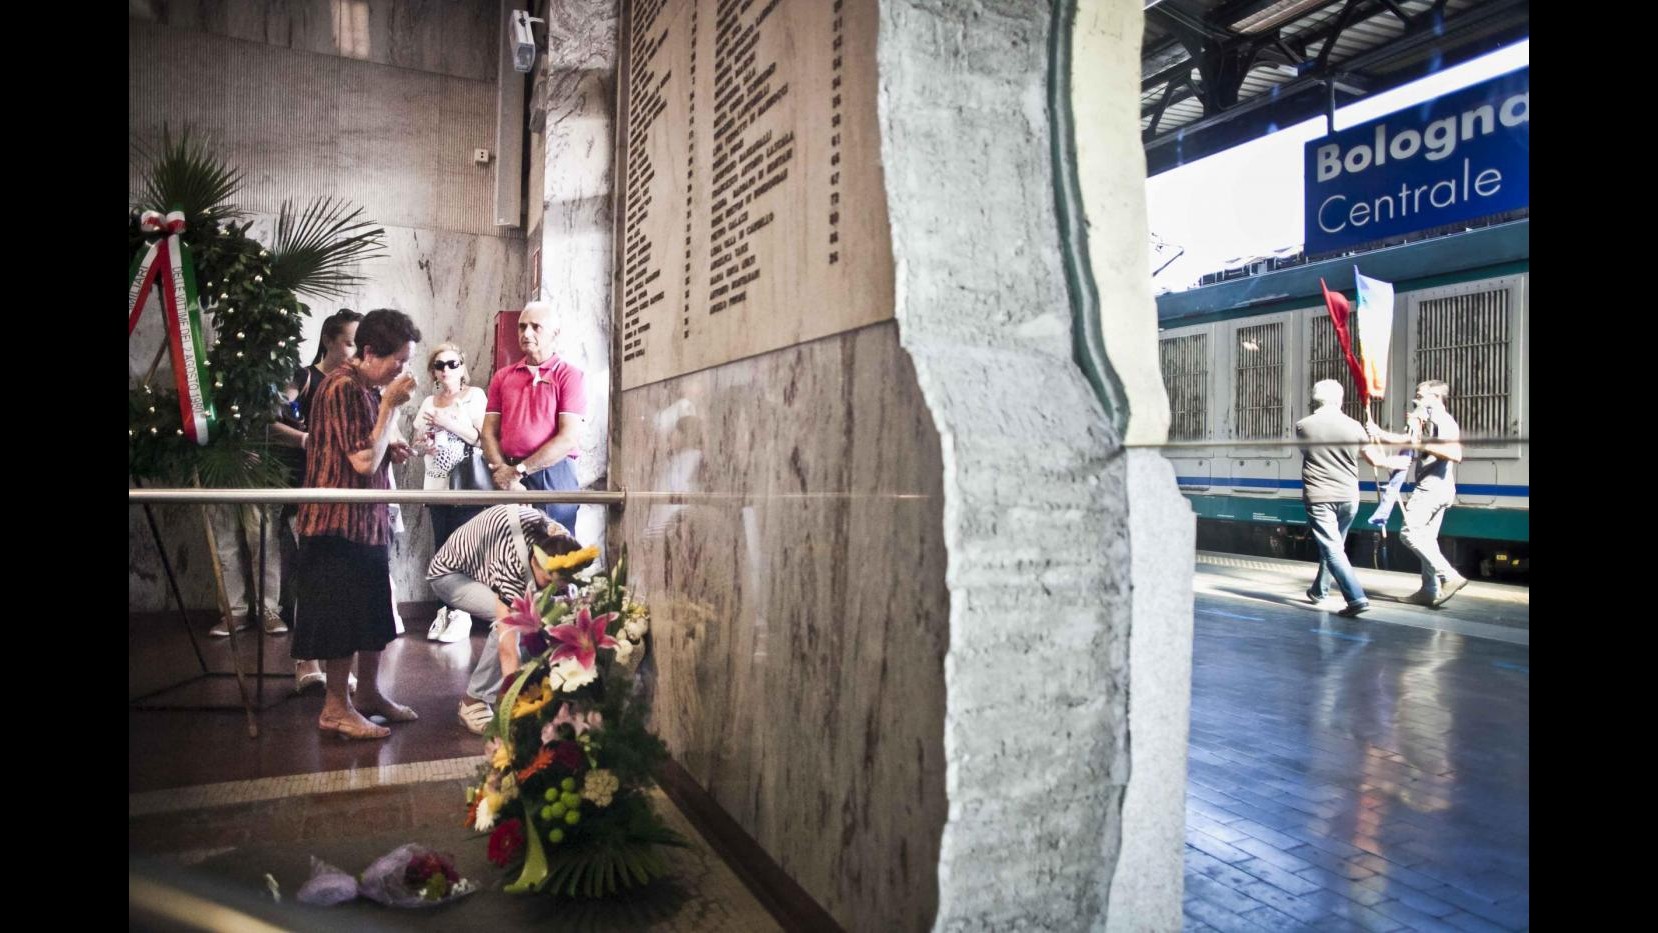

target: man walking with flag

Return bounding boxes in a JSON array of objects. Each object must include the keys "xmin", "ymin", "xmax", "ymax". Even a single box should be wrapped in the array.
[
  {"xmin": 1368, "ymin": 381, "xmax": 1469, "ymax": 607},
  {"xmin": 1297, "ymin": 379, "xmax": 1378, "ymax": 617}
]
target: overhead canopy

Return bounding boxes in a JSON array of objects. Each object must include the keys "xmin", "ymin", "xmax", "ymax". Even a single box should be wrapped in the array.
[{"xmin": 1140, "ymin": 0, "xmax": 1530, "ymax": 175}]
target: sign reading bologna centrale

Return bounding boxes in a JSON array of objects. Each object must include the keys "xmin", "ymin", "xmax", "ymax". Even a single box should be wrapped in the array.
[{"xmin": 1304, "ymin": 65, "xmax": 1528, "ymax": 253}]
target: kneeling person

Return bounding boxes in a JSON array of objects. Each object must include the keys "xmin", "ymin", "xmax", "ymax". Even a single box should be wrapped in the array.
[{"xmin": 427, "ymin": 504, "xmax": 580, "ymax": 734}]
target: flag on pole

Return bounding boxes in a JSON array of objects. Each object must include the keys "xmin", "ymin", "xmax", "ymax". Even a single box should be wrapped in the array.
[
  {"xmin": 1318, "ymin": 278, "xmax": 1368, "ymax": 401},
  {"xmin": 1353, "ymin": 267, "xmax": 1395, "ymax": 400}
]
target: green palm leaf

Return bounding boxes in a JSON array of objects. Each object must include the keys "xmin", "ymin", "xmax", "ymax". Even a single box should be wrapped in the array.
[
  {"xmin": 132, "ymin": 125, "xmax": 245, "ymax": 227},
  {"xmin": 268, "ymin": 196, "xmax": 387, "ymax": 298}
]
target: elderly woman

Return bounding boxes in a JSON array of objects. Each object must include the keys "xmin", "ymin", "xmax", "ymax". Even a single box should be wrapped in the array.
[
  {"xmin": 411, "ymin": 342, "xmax": 489, "ymax": 642},
  {"xmin": 293, "ymin": 308, "xmax": 422, "ymax": 741}
]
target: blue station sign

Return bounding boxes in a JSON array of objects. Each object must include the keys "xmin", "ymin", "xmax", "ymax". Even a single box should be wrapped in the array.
[{"xmin": 1304, "ymin": 66, "xmax": 1528, "ymax": 253}]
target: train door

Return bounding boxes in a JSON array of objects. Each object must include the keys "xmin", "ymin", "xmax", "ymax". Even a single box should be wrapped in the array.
[
  {"xmin": 1221, "ymin": 311, "xmax": 1296, "ymax": 500},
  {"xmin": 1157, "ymin": 322, "xmax": 1218, "ymax": 492}
]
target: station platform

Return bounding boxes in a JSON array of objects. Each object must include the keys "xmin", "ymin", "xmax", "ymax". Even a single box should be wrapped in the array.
[
  {"xmin": 1196, "ymin": 550, "xmax": 1529, "ymax": 645},
  {"xmin": 1184, "ymin": 551, "xmax": 1529, "ymax": 931}
]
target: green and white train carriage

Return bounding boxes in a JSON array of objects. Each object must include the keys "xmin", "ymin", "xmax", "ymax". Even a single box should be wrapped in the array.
[{"xmin": 1155, "ymin": 219, "xmax": 1529, "ymax": 579}]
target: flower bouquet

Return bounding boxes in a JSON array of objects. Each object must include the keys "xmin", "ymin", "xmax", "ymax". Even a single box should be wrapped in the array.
[
  {"xmin": 466, "ymin": 549, "xmax": 686, "ymax": 898},
  {"xmin": 295, "ymin": 845, "xmax": 476, "ymax": 908}
]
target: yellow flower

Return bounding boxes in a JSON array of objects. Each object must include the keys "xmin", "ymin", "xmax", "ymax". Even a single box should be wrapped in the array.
[
  {"xmin": 491, "ymin": 743, "xmax": 513, "ymax": 771},
  {"xmin": 535, "ymin": 545, "xmax": 601, "ymax": 574},
  {"xmin": 512, "ymin": 680, "xmax": 555, "ymax": 719}
]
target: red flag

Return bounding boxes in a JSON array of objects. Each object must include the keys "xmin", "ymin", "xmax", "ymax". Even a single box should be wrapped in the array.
[{"xmin": 1319, "ymin": 278, "xmax": 1368, "ymax": 402}]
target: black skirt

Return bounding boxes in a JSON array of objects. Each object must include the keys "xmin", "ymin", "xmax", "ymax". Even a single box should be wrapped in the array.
[{"xmin": 292, "ymin": 535, "xmax": 396, "ymax": 660}]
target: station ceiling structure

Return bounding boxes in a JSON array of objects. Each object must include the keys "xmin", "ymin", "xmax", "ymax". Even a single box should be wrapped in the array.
[{"xmin": 1140, "ymin": 0, "xmax": 1530, "ymax": 175}]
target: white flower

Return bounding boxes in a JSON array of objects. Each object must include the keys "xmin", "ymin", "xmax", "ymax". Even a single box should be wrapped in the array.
[
  {"xmin": 473, "ymin": 795, "xmax": 497, "ymax": 832},
  {"xmin": 554, "ymin": 657, "xmax": 596, "ymax": 692},
  {"xmin": 623, "ymin": 618, "xmax": 648, "ymax": 640},
  {"xmin": 581, "ymin": 769, "xmax": 620, "ymax": 808},
  {"xmin": 613, "ymin": 638, "xmax": 635, "ymax": 665}
]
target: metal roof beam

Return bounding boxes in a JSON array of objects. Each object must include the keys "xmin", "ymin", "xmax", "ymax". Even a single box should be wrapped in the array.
[{"xmin": 1142, "ymin": 0, "xmax": 1529, "ymax": 167}]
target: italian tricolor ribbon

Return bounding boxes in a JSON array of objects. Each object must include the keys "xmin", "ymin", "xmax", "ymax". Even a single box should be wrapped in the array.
[{"xmin": 129, "ymin": 209, "xmax": 216, "ymax": 445}]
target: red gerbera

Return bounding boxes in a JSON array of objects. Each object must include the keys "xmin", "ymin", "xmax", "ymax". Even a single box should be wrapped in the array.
[
  {"xmin": 487, "ymin": 818, "xmax": 526, "ymax": 867},
  {"xmin": 516, "ymin": 746, "xmax": 554, "ymax": 783},
  {"xmin": 550, "ymin": 740, "xmax": 585, "ymax": 772}
]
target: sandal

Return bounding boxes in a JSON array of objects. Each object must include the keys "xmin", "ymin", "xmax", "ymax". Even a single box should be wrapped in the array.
[
  {"xmin": 356, "ymin": 699, "xmax": 419, "ymax": 723},
  {"xmin": 318, "ymin": 715, "xmax": 390, "ymax": 740}
]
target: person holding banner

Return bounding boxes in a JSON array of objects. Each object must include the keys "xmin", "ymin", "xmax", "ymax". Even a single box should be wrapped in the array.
[
  {"xmin": 1297, "ymin": 380, "xmax": 1387, "ymax": 617},
  {"xmin": 293, "ymin": 308, "xmax": 422, "ymax": 741},
  {"xmin": 1367, "ymin": 380, "xmax": 1469, "ymax": 607}
]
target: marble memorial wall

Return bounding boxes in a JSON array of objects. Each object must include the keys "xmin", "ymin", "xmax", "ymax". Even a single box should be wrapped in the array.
[
  {"xmin": 617, "ymin": 0, "xmax": 893, "ymax": 389},
  {"xmin": 615, "ymin": 1, "xmax": 947, "ymax": 929}
]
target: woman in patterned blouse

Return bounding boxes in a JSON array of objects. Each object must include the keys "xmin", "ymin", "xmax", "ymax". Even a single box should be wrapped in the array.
[{"xmin": 293, "ymin": 308, "xmax": 422, "ymax": 741}]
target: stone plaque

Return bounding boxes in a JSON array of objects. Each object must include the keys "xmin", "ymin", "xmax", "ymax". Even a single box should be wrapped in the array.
[{"xmin": 617, "ymin": 0, "xmax": 893, "ymax": 390}]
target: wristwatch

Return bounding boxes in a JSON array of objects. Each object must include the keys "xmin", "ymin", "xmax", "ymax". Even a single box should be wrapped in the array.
[{"xmin": 515, "ymin": 463, "xmax": 529, "ymax": 479}]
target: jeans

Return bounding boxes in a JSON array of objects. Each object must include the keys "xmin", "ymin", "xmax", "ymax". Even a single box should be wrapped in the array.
[
  {"xmin": 1400, "ymin": 484, "xmax": 1458, "ymax": 595},
  {"xmin": 521, "ymin": 458, "xmax": 581, "ymax": 536},
  {"xmin": 1306, "ymin": 500, "xmax": 1366, "ymax": 607},
  {"xmin": 430, "ymin": 572, "xmax": 510, "ymax": 705}
]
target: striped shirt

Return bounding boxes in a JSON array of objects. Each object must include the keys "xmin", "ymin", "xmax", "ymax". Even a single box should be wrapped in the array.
[
  {"xmin": 427, "ymin": 505, "xmax": 569, "ymax": 604},
  {"xmin": 296, "ymin": 366, "xmax": 390, "ymax": 545}
]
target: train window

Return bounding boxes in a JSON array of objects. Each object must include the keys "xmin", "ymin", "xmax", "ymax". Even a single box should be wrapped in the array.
[
  {"xmin": 1307, "ymin": 315, "xmax": 1368, "ymax": 422},
  {"xmin": 1159, "ymin": 333, "xmax": 1208, "ymax": 440},
  {"xmin": 1234, "ymin": 322, "xmax": 1284, "ymax": 439},
  {"xmin": 1413, "ymin": 288, "xmax": 1512, "ymax": 439}
]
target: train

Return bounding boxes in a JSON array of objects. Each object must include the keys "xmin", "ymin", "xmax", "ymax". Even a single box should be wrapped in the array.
[{"xmin": 1155, "ymin": 218, "xmax": 1529, "ymax": 581}]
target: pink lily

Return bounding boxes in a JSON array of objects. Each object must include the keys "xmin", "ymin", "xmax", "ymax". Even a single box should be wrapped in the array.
[
  {"xmin": 547, "ymin": 607, "xmax": 619, "ymax": 671},
  {"xmin": 499, "ymin": 591, "xmax": 542, "ymax": 634},
  {"xmin": 543, "ymin": 703, "xmax": 605, "ymax": 743}
]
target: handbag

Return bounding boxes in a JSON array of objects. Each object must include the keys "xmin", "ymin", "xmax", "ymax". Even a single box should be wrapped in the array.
[{"xmin": 447, "ymin": 445, "xmax": 495, "ymax": 491}]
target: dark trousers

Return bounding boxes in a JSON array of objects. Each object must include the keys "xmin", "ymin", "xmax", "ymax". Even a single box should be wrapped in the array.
[{"xmin": 430, "ymin": 504, "xmax": 485, "ymax": 552}]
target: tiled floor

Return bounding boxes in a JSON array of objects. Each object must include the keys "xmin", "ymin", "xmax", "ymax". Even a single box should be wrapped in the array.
[
  {"xmin": 130, "ymin": 779, "xmax": 782, "ymax": 931},
  {"xmin": 129, "ymin": 604, "xmax": 487, "ymax": 793},
  {"xmin": 1184, "ymin": 558, "xmax": 1529, "ymax": 932},
  {"xmin": 128, "ymin": 607, "xmax": 781, "ymax": 930}
]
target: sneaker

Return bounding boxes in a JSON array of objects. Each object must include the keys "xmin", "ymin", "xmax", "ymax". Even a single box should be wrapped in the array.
[
  {"xmin": 1304, "ymin": 590, "xmax": 1342, "ymax": 611},
  {"xmin": 458, "ymin": 700, "xmax": 495, "ymax": 736},
  {"xmin": 1403, "ymin": 589, "xmax": 1436, "ymax": 606},
  {"xmin": 1338, "ymin": 601, "xmax": 1370, "ymax": 618},
  {"xmin": 261, "ymin": 610, "xmax": 288, "ymax": 635},
  {"xmin": 210, "ymin": 614, "xmax": 251, "ymax": 637},
  {"xmin": 438, "ymin": 610, "xmax": 474, "ymax": 644},
  {"xmin": 1432, "ymin": 575, "xmax": 1470, "ymax": 607},
  {"xmin": 427, "ymin": 607, "xmax": 449, "ymax": 641}
]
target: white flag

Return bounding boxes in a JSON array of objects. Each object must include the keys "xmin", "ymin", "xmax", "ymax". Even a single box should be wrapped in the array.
[{"xmin": 1353, "ymin": 267, "xmax": 1395, "ymax": 400}]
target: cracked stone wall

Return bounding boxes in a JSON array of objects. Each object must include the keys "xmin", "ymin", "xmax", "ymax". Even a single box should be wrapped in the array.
[{"xmin": 878, "ymin": 0, "xmax": 1191, "ymax": 929}]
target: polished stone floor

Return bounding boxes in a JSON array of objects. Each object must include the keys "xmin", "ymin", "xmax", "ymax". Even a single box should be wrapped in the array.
[{"xmin": 1183, "ymin": 556, "xmax": 1529, "ymax": 932}]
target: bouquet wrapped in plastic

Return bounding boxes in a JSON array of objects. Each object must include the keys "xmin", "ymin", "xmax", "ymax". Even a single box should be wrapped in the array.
[
  {"xmin": 465, "ymin": 550, "xmax": 687, "ymax": 898},
  {"xmin": 295, "ymin": 845, "xmax": 476, "ymax": 908}
]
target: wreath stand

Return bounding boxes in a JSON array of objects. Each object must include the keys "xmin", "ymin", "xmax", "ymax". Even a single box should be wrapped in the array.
[{"xmin": 128, "ymin": 342, "xmax": 293, "ymax": 739}]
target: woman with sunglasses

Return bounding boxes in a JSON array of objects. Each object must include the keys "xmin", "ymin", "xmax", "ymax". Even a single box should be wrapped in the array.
[{"xmin": 412, "ymin": 342, "xmax": 489, "ymax": 642}]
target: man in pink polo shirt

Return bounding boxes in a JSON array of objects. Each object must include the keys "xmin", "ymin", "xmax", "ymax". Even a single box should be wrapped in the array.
[{"xmin": 480, "ymin": 301, "xmax": 587, "ymax": 534}]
